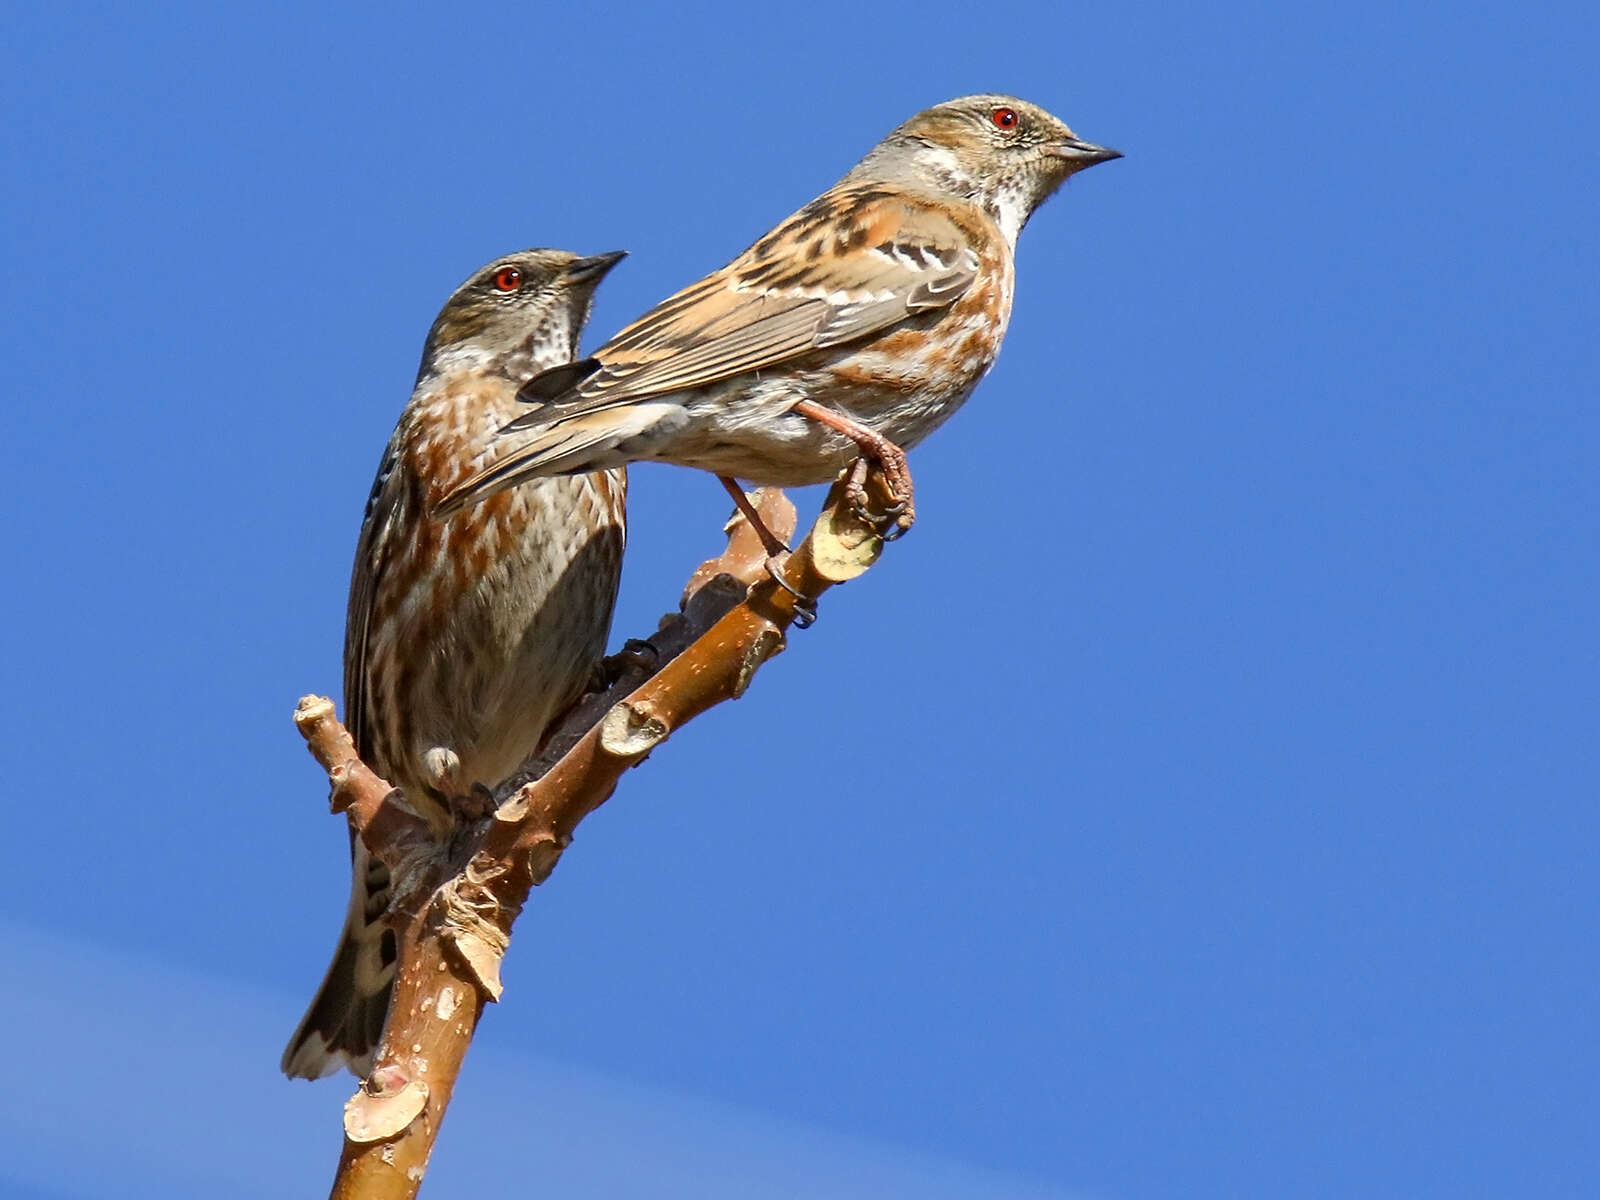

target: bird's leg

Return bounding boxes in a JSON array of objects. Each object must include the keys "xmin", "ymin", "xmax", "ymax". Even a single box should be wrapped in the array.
[
  {"xmin": 790, "ymin": 400, "xmax": 914, "ymax": 539},
  {"xmin": 718, "ymin": 476, "xmax": 791, "ymax": 557},
  {"xmin": 717, "ymin": 476, "xmax": 817, "ymax": 626}
]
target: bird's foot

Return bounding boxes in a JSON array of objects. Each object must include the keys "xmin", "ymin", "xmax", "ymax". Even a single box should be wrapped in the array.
[
  {"xmin": 792, "ymin": 400, "xmax": 916, "ymax": 540},
  {"xmin": 452, "ymin": 782, "xmax": 497, "ymax": 822},
  {"xmin": 598, "ymin": 638, "xmax": 659, "ymax": 689},
  {"xmin": 843, "ymin": 456, "xmax": 915, "ymax": 540},
  {"xmin": 764, "ymin": 555, "xmax": 818, "ymax": 628}
]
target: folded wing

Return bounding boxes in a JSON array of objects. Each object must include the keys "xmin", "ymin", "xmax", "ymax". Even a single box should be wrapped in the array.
[
  {"xmin": 435, "ymin": 188, "xmax": 980, "ymax": 515},
  {"xmin": 511, "ymin": 187, "xmax": 979, "ymax": 425}
]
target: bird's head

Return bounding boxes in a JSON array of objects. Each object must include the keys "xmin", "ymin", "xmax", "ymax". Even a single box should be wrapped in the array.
[
  {"xmin": 418, "ymin": 249, "xmax": 627, "ymax": 381},
  {"xmin": 852, "ymin": 94, "xmax": 1120, "ymax": 246}
]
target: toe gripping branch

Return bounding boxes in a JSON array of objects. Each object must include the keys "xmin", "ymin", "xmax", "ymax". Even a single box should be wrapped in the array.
[
  {"xmin": 720, "ymin": 456, "xmax": 901, "ymax": 632},
  {"xmin": 791, "ymin": 400, "xmax": 916, "ymax": 540},
  {"xmin": 764, "ymin": 557, "xmax": 818, "ymax": 628},
  {"xmin": 738, "ymin": 458, "xmax": 900, "ymax": 634}
]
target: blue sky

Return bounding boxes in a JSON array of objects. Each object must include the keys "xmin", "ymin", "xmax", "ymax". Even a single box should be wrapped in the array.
[{"xmin": 3, "ymin": 3, "xmax": 1595, "ymax": 1197}]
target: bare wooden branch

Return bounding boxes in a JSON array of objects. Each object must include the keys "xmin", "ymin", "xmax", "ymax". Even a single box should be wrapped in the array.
[
  {"xmin": 301, "ymin": 472, "xmax": 893, "ymax": 1199},
  {"xmin": 293, "ymin": 696, "xmax": 431, "ymax": 872}
]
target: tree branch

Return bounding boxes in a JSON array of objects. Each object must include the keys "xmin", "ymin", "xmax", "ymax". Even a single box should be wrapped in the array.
[
  {"xmin": 297, "ymin": 470, "xmax": 895, "ymax": 1199},
  {"xmin": 293, "ymin": 698, "xmax": 431, "ymax": 870}
]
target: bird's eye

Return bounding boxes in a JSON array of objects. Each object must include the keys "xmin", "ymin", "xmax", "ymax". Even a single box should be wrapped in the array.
[
  {"xmin": 493, "ymin": 266, "xmax": 522, "ymax": 293},
  {"xmin": 992, "ymin": 107, "xmax": 1019, "ymax": 131}
]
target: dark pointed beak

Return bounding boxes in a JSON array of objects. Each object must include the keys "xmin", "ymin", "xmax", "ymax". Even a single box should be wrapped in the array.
[
  {"xmin": 1053, "ymin": 136, "xmax": 1122, "ymax": 167},
  {"xmin": 565, "ymin": 249, "xmax": 628, "ymax": 283}
]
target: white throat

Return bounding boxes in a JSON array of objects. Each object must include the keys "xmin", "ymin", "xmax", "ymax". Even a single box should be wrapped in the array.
[
  {"xmin": 427, "ymin": 342, "xmax": 499, "ymax": 377},
  {"xmin": 909, "ymin": 143, "xmax": 1033, "ymax": 250},
  {"xmin": 986, "ymin": 175, "xmax": 1034, "ymax": 250}
]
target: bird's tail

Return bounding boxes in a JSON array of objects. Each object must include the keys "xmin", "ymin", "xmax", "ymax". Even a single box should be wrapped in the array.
[
  {"xmin": 280, "ymin": 836, "xmax": 396, "ymax": 1079},
  {"xmin": 433, "ymin": 400, "xmax": 681, "ymax": 519}
]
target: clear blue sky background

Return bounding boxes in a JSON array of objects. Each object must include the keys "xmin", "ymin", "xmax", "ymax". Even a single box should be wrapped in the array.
[{"xmin": 3, "ymin": 4, "xmax": 1594, "ymax": 1197}]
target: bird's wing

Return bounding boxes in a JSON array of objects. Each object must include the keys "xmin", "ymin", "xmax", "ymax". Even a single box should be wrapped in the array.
[
  {"xmin": 508, "ymin": 187, "xmax": 979, "ymax": 426},
  {"xmin": 342, "ymin": 428, "xmax": 411, "ymax": 757}
]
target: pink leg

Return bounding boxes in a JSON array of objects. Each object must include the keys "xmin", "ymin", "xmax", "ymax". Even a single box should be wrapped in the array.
[{"xmin": 791, "ymin": 400, "xmax": 914, "ymax": 538}]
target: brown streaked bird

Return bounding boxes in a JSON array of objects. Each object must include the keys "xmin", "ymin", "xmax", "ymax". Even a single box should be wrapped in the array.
[
  {"xmin": 436, "ymin": 94, "xmax": 1119, "ymax": 539},
  {"xmin": 281, "ymin": 248, "xmax": 628, "ymax": 1080}
]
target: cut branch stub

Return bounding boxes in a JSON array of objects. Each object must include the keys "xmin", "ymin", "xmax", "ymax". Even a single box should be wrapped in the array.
[
  {"xmin": 294, "ymin": 694, "xmax": 431, "ymax": 873},
  {"xmin": 806, "ymin": 488, "xmax": 892, "ymax": 583},
  {"xmin": 599, "ymin": 699, "xmax": 670, "ymax": 758},
  {"xmin": 343, "ymin": 1069, "xmax": 429, "ymax": 1144},
  {"xmin": 443, "ymin": 928, "xmax": 507, "ymax": 1001}
]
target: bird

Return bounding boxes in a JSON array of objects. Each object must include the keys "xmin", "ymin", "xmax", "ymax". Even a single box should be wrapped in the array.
[
  {"xmin": 281, "ymin": 248, "xmax": 629, "ymax": 1080},
  {"xmin": 435, "ymin": 95, "xmax": 1119, "ymax": 542}
]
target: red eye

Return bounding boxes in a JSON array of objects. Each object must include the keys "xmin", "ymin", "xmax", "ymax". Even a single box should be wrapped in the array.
[
  {"xmin": 992, "ymin": 107, "xmax": 1018, "ymax": 130},
  {"xmin": 493, "ymin": 266, "xmax": 522, "ymax": 292}
]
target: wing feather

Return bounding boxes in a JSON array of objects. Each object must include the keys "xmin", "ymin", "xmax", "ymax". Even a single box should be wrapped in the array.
[
  {"xmin": 521, "ymin": 187, "xmax": 979, "ymax": 417},
  {"xmin": 343, "ymin": 433, "xmax": 408, "ymax": 757}
]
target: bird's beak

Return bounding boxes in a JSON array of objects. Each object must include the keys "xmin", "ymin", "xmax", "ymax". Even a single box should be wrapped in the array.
[
  {"xmin": 1052, "ymin": 136, "xmax": 1122, "ymax": 167},
  {"xmin": 565, "ymin": 250, "xmax": 629, "ymax": 283}
]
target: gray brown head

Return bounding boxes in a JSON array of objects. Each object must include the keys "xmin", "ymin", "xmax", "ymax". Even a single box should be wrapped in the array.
[
  {"xmin": 418, "ymin": 249, "xmax": 627, "ymax": 382},
  {"xmin": 847, "ymin": 94, "xmax": 1120, "ymax": 244}
]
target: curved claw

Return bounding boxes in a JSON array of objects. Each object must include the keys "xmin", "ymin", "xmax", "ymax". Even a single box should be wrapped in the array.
[
  {"xmin": 843, "ymin": 461, "xmax": 913, "ymax": 540},
  {"xmin": 849, "ymin": 503, "xmax": 913, "ymax": 541},
  {"xmin": 765, "ymin": 556, "xmax": 819, "ymax": 628},
  {"xmin": 848, "ymin": 494, "xmax": 914, "ymax": 541}
]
